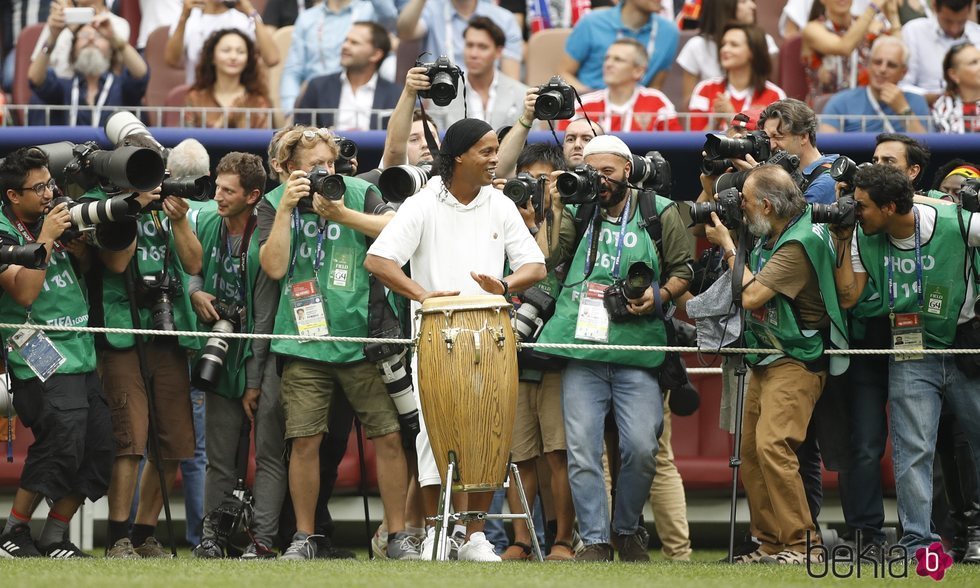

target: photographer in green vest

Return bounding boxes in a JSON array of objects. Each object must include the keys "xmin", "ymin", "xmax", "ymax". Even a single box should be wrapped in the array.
[
  {"xmin": 257, "ymin": 126, "xmax": 415, "ymax": 560},
  {"xmin": 0, "ymin": 147, "xmax": 121, "ymax": 558},
  {"xmin": 831, "ymin": 164, "xmax": 980, "ymax": 559},
  {"xmin": 704, "ymin": 164, "xmax": 847, "ymax": 564},
  {"xmin": 98, "ymin": 136, "xmax": 203, "ymax": 559},
  {"xmin": 180, "ymin": 152, "xmax": 286, "ymax": 560}
]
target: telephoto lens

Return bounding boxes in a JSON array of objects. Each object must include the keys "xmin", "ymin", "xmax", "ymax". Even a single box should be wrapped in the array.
[
  {"xmin": 193, "ymin": 319, "xmax": 235, "ymax": 392},
  {"xmin": 0, "ymin": 243, "xmax": 46, "ymax": 269},
  {"xmin": 151, "ymin": 291, "xmax": 177, "ymax": 332},
  {"xmin": 378, "ymin": 164, "xmax": 432, "ymax": 203},
  {"xmin": 623, "ymin": 262, "xmax": 654, "ymax": 300},
  {"xmin": 511, "ymin": 286, "xmax": 557, "ymax": 342}
]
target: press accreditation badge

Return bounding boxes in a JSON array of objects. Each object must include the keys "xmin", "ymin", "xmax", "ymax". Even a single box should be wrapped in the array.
[
  {"xmin": 924, "ymin": 283, "xmax": 951, "ymax": 320},
  {"xmin": 9, "ymin": 327, "xmax": 66, "ymax": 382},
  {"xmin": 289, "ymin": 279, "xmax": 329, "ymax": 341},
  {"xmin": 575, "ymin": 282, "xmax": 610, "ymax": 342},
  {"xmin": 891, "ymin": 312, "xmax": 924, "ymax": 362},
  {"xmin": 328, "ymin": 247, "xmax": 355, "ymax": 292}
]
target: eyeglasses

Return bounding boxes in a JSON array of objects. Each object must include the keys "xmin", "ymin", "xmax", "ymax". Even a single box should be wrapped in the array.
[
  {"xmin": 301, "ymin": 128, "xmax": 333, "ymax": 142},
  {"xmin": 16, "ymin": 179, "xmax": 57, "ymax": 197}
]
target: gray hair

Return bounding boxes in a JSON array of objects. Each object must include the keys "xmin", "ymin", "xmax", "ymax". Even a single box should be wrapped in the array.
[
  {"xmin": 167, "ymin": 139, "xmax": 210, "ymax": 177},
  {"xmin": 870, "ymin": 35, "xmax": 910, "ymax": 67},
  {"xmin": 746, "ymin": 164, "xmax": 806, "ymax": 219}
]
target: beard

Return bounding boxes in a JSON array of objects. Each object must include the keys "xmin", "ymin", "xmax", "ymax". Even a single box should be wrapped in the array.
[
  {"xmin": 599, "ymin": 175, "xmax": 629, "ymax": 209},
  {"xmin": 746, "ymin": 211, "xmax": 772, "ymax": 238},
  {"xmin": 74, "ymin": 46, "xmax": 111, "ymax": 78}
]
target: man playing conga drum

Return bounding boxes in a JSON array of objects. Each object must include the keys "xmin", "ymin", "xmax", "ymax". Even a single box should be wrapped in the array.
[{"xmin": 365, "ymin": 118, "xmax": 546, "ymax": 561}]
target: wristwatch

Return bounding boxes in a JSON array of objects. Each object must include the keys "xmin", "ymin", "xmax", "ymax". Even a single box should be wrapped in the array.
[{"xmin": 722, "ymin": 248, "xmax": 737, "ymax": 263}]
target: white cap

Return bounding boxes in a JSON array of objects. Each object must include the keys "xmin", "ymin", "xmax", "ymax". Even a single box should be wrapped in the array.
[{"xmin": 582, "ymin": 135, "xmax": 631, "ymax": 161}]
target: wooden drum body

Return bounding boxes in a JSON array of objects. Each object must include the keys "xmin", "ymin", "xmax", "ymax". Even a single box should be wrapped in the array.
[{"xmin": 416, "ymin": 295, "xmax": 518, "ymax": 491}]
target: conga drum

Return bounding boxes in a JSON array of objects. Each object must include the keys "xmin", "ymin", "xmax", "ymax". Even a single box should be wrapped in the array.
[{"xmin": 416, "ymin": 295, "xmax": 518, "ymax": 491}]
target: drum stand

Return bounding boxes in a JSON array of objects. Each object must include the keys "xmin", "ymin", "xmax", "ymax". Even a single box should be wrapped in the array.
[{"xmin": 430, "ymin": 462, "xmax": 544, "ymax": 561}]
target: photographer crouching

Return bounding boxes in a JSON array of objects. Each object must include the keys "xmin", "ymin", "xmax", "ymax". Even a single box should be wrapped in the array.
[
  {"xmin": 535, "ymin": 136, "xmax": 693, "ymax": 562},
  {"xmin": 702, "ymin": 164, "xmax": 847, "ymax": 564}
]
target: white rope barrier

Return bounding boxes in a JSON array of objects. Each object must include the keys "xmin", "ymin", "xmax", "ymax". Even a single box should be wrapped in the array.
[{"xmin": 2, "ymin": 322, "xmax": 978, "ymax": 356}]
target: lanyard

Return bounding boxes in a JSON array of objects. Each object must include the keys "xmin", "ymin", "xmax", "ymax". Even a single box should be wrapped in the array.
[
  {"xmin": 866, "ymin": 86, "xmax": 897, "ymax": 133},
  {"xmin": 69, "ymin": 73, "xmax": 114, "ymax": 127},
  {"xmin": 617, "ymin": 17, "xmax": 658, "ymax": 73},
  {"xmin": 887, "ymin": 207, "xmax": 923, "ymax": 312},
  {"xmin": 6, "ymin": 206, "xmax": 62, "ymax": 253},
  {"xmin": 287, "ymin": 209, "xmax": 327, "ymax": 281},
  {"xmin": 217, "ymin": 214, "xmax": 256, "ymax": 304},
  {"xmin": 602, "ymin": 88, "xmax": 638, "ymax": 131},
  {"xmin": 583, "ymin": 193, "xmax": 632, "ymax": 278}
]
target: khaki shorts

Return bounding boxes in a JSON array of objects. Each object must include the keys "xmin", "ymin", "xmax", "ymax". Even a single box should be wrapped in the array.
[
  {"xmin": 511, "ymin": 370, "xmax": 566, "ymax": 462},
  {"xmin": 280, "ymin": 358, "xmax": 400, "ymax": 440},
  {"xmin": 99, "ymin": 343, "xmax": 195, "ymax": 461}
]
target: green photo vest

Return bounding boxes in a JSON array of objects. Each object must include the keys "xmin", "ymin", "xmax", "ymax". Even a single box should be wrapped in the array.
[
  {"xmin": 855, "ymin": 202, "xmax": 971, "ymax": 348},
  {"xmin": 194, "ymin": 209, "xmax": 262, "ymax": 399},
  {"xmin": 0, "ymin": 210, "xmax": 95, "ymax": 380},
  {"xmin": 267, "ymin": 176, "xmax": 378, "ymax": 364},
  {"xmin": 745, "ymin": 207, "xmax": 849, "ymax": 375},
  {"xmin": 537, "ymin": 194, "xmax": 668, "ymax": 369}
]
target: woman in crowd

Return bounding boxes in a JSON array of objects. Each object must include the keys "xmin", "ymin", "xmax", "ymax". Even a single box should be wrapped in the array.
[
  {"xmin": 676, "ymin": 0, "xmax": 778, "ymax": 106},
  {"xmin": 688, "ymin": 24, "xmax": 785, "ymax": 131},
  {"xmin": 933, "ymin": 43, "xmax": 980, "ymax": 134},
  {"xmin": 184, "ymin": 28, "xmax": 271, "ymax": 129},
  {"xmin": 802, "ymin": 0, "xmax": 901, "ymax": 105}
]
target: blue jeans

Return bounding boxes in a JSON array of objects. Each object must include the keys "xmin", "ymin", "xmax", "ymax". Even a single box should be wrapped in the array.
[
  {"xmin": 888, "ymin": 354, "xmax": 980, "ymax": 552},
  {"xmin": 180, "ymin": 386, "xmax": 207, "ymax": 546},
  {"xmin": 562, "ymin": 360, "xmax": 663, "ymax": 546}
]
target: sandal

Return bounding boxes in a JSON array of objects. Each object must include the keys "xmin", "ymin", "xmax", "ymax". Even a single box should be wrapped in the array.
[
  {"xmin": 545, "ymin": 540, "xmax": 575, "ymax": 561},
  {"xmin": 501, "ymin": 541, "xmax": 533, "ymax": 561}
]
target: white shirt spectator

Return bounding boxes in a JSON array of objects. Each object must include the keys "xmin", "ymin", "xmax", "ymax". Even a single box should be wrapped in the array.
[
  {"xmin": 901, "ymin": 16, "xmax": 980, "ymax": 96},
  {"xmin": 171, "ymin": 8, "xmax": 254, "ymax": 84},
  {"xmin": 137, "ymin": 0, "xmax": 182, "ymax": 49},
  {"xmin": 676, "ymin": 34, "xmax": 779, "ymax": 82},
  {"xmin": 337, "ymin": 71, "xmax": 378, "ymax": 130}
]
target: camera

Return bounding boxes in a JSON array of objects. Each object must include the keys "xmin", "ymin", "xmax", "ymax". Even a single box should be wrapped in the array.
[
  {"xmin": 417, "ymin": 55, "xmax": 462, "ymax": 107},
  {"xmin": 714, "ymin": 151, "xmax": 801, "ymax": 194},
  {"xmin": 534, "ymin": 76, "xmax": 576, "ymax": 120},
  {"xmin": 701, "ymin": 157, "xmax": 733, "ymax": 176},
  {"xmin": 378, "ymin": 163, "xmax": 432, "ymax": 203},
  {"xmin": 703, "ymin": 130, "xmax": 772, "ymax": 162},
  {"xmin": 50, "ymin": 194, "xmax": 133, "ymax": 233},
  {"xmin": 960, "ymin": 178, "xmax": 980, "ymax": 212},
  {"xmin": 556, "ymin": 164, "xmax": 601, "ymax": 204},
  {"xmin": 512, "ymin": 286, "xmax": 557, "ymax": 342},
  {"xmin": 810, "ymin": 156, "xmax": 866, "ymax": 228},
  {"xmin": 503, "ymin": 172, "xmax": 547, "ymax": 216},
  {"xmin": 192, "ymin": 300, "xmax": 244, "ymax": 392},
  {"xmin": 363, "ymin": 328, "xmax": 420, "ymax": 443},
  {"xmin": 630, "ymin": 151, "xmax": 671, "ymax": 195},
  {"xmin": 688, "ymin": 186, "xmax": 742, "ymax": 228},
  {"xmin": 300, "ymin": 166, "xmax": 346, "ymax": 209},
  {"xmin": 37, "ymin": 141, "xmax": 165, "ymax": 193},
  {"xmin": 334, "ymin": 137, "xmax": 358, "ymax": 176},
  {"xmin": 141, "ymin": 273, "xmax": 176, "ymax": 333},
  {"xmin": 162, "ymin": 174, "xmax": 212, "ymax": 200},
  {"xmin": 0, "ymin": 243, "xmax": 46, "ymax": 269},
  {"xmin": 603, "ymin": 262, "xmax": 655, "ymax": 322}
]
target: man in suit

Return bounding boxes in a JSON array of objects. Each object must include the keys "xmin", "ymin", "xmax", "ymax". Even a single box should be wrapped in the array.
[
  {"xmin": 427, "ymin": 16, "xmax": 527, "ymax": 132},
  {"xmin": 294, "ymin": 20, "xmax": 401, "ymax": 130}
]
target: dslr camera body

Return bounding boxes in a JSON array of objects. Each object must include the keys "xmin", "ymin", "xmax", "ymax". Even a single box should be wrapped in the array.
[
  {"xmin": 688, "ymin": 186, "xmax": 743, "ymax": 228},
  {"xmin": 535, "ymin": 76, "xmax": 576, "ymax": 120},
  {"xmin": 556, "ymin": 164, "xmax": 602, "ymax": 204},
  {"xmin": 140, "ymin": 272, "xmax": 179, "ymax": 333},
  {"xmin": 192, "ymin": 300, "xmax": 246, "ymax": 392},
  {"xmin": 959, "ymin": 178, "xmax": 980, "ymax": 212},
  {"xmin": 810, "ymin": 156, "xmax": 866, "ymax": 228},
  {"xmin": 512, "ymin": 286, "xmax": 557, "ymax": 343},
  {"xmin": 604, "ymin": 262, "xmax": 655, "ymax": 322},
  {"xmin": 299, "ymin": 166, "xmax": 346, "ymax": 209},
  {"xmin": 334, "ymin": 137, "xmax": 358, "ymax": 176},
  {"xmin": 630, "ymin": 151, "xmax": 671, "ymax": 195},
  {"xmin": 503, "ymin": 173, "xmax": 547, "ymax": 219},
  {"xmin": 417, "ymin": 56, "xmax": 462, "ymax": 107},
  {"xmin": 701, "ymin": 131, "xmax": 772, "ymax": 177}
]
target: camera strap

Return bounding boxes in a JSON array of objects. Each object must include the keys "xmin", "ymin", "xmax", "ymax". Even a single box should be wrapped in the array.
[
  {"xmin": 8, "ymin": 208, "xmax": 62, "ymax": 253},
  {"xmin": 69, "ymin": 73, "xmax": 114, "ymax": 127},
  {"xmin": 218, "ymin": 214, "xmax": 257, "ymax": 305}
]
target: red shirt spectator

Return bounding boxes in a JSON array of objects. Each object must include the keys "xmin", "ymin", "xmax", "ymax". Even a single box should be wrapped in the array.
[
  {"xmin": 689, "ymin": 77, "xmax": 785, "ymax": 131},
  {"xmin": 559, "ymin": 86, "xmax": 681, "ymax": 131}
]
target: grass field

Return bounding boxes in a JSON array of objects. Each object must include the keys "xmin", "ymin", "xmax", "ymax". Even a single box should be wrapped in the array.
[{"xmin": 2, "ymin": 550, "xmax": 980, "ymax": 587}]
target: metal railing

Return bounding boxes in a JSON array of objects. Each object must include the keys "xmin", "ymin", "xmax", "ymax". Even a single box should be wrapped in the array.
[{"xmin": 2, "ymin": 103, "xmax": 976, "ymax": 133}]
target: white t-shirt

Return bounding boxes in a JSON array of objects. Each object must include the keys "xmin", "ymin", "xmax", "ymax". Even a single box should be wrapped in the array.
[
  {"xmin": 138, "ymin": 0, "xmax": 183, "ymax": 49},
  {"xmin": 367, "ymin": 175, "xmax": 545, "ymax": 303},
  {"xmin": 675, "ymin": 34, "xmax": 779, "ymax": 80},
  {"xmin": 171, "ymin": 8, "xmax": 255, "ymax": 84},
  {"xmin": 850, "ymin": 203, "xmax": 980, "ymax": 323}
]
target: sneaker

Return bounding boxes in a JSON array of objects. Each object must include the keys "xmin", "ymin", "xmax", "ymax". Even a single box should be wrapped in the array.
[
  {"xmin": 760, "ymin": 549, "xmax": 813, "ymax": 564},
  {"xmin": 43, "ymin": 540, "xmax": 92, "ymax": 558},
  {"xmin": 449, "ymin": 531, "xmax": 465, "ymax": 561},
  {"xmin": 134, "ymin": 536, "xmax": 170, "ymax": 558},
  {"xmin": 105, "ymin": 538, "xmax": 141, "ymax": 560},
  {"xmin": 730, "ymin": 548, "xmax": 767, "ymax": 564},
  {"xmin": 372, "ymin": 523, "xmax": 388, "ymax": 560},
  {"xmin": 192, "ymin": 538, "xmax": 224, "ymax": 559},
  {"xmin": 458, "ymin": 532, "xmax": 501, "ymax": 562},
  {"xmin": 387, "ymin": 531, "xmax": 422, "ymax": 560},
  {"xmin": 241, "ymin": 542, "xmax": 277, "ymax": 560},
  {"xmin": 617, "ymin": 531, "xmax": 650, "ymax": 563},
  {"xmin": 313, "ymin": 536, "xmax": 355, "ymax": 560},
  {"xmin": 420, "ymin": 527, "xmax": 435, "ymax": 560},
  {"xmin": 574, "ymin": 543, "xmax": 614, "ymax": 562},
  {"xmin": 0, "ymin": 524, "xmax": 41, "ymax": 558},
  {"xmin": 281, "ymin": 533, "xmax": 318, "ymax": 561}
]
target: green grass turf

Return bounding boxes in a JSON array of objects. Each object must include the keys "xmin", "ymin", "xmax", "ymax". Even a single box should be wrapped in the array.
[{"xmin": 2, "ymin": 550, "xmax": 979, "ymax": 587}]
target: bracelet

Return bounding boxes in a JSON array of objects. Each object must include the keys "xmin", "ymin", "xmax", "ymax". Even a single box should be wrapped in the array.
[
  {"xmin": 527, "ymin": 224, "xmax": 539, "ymax": 235},
  {"xmin": 869, "ymin": 2, "xmax": 881, "ymax": 15},
  {"xmin": 499, "ymin": 279, "xmax": 510, "ymax": 297},
  {"xmin": 661, "ymin": 287, "xmax": 672, "ymax": 303},
  {"xmin": 250, "ymin": 10, "xmax": 262, "ymax": 21},
  {"xmin": 517, "ymin": 116, "xmax": 532, "ymax": 129},
  {"xmin": 899, "ymin": 107, "xmax": 913, "ymax": 116}
]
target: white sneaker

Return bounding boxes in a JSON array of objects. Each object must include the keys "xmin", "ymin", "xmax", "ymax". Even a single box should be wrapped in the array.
[
  {"xmin": 420, "ymin": 527, "xmax": 435, "ymax": 560},
  {"xmin": 458, "ymin": 532, "xmax": 501, "ymax": 562},
  {"xmin": 372, "ymin": 523, "xmax": 388, "ymax": 560}
]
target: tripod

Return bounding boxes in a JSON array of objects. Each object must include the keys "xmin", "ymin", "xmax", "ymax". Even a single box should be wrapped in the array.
[{"xmin": 726, "ymin": 227, "xmax": 751, "ymax": 564}]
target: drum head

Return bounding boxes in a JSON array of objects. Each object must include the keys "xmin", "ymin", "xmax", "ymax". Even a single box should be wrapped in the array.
[{"xmin": 419, "ymin": 294, "xmax": 511, "ymax": 314}]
